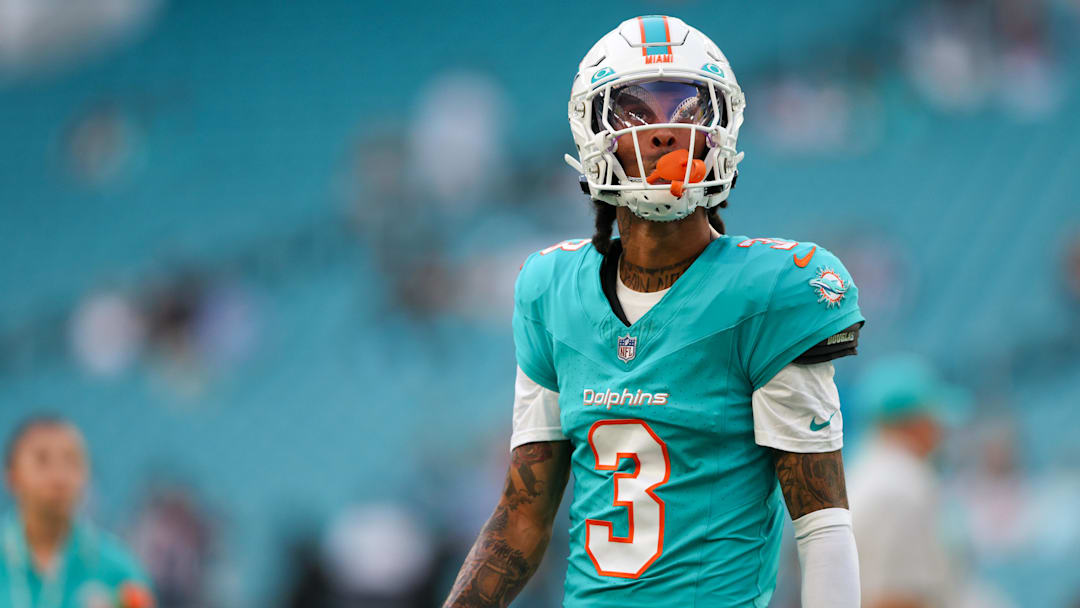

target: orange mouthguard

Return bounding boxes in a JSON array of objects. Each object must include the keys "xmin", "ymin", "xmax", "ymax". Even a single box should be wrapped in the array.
[{"xmin": 645, "ymin": 150, "xmax": 707, "ymax": 198}]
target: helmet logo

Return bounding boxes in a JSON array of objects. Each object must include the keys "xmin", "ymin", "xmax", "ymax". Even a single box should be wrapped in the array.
[
  {"xmin": 702, "ymin": 63, "xmax": 725, "ymax": 78},
  {"xmin": 638, "ymin": 16, "xmax": 674, "ymax": 64},
  {"xmin": 591, "ymin": 67, "xmax": 616, "ymax": 83}
]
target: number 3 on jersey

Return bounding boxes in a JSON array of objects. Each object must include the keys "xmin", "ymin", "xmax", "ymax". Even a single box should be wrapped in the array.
[{"xmin": 585, "ymin": 420, "xmax": 671, "ymax": 578}]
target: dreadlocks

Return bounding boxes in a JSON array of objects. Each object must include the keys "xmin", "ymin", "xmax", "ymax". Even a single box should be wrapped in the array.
[
  {"xmin": 708, "ymin": 203, "xmax": 727, "ymax": 236},
  {"xmin": 590, "ymin": 200, "xmax": 619, "ymax": 256},
  {"xmin": 590, "ymin": 199, "xmax": 727, "ymax": 256}
]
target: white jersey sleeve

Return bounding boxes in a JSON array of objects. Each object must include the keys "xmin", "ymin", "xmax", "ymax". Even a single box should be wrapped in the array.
[
  {"xmin": 510, "ymin": 366, "xmax": 566, "ymax": 450},
  {"xmin": 752, "ymin": 362, "xmax": 843, "ymax": 453}
]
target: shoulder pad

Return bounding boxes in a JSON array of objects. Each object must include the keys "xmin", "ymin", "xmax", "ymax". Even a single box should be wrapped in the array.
[
  {"xmin": 515, "ymin": 238, "xmax": 593, "ymax": 305},
  {"xmin": 715, "ymin": 236, "xmax": 804, "ymax": 305},
  {"xmin": 732, "ymin": 237, "xmax": 864, "ymax": 388},
  {"xmin": 723, "ymin": 236, "xmax": 856, "ymax": 306},
  {"xmin": 770, "ymin": 241, "xmax": 857, "ymax": 312}
]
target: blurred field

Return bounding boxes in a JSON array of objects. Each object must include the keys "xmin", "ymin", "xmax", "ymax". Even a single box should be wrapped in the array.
[{"xmin": 2, "ymin": 0, "xmax": 1079, "ymax": 606}]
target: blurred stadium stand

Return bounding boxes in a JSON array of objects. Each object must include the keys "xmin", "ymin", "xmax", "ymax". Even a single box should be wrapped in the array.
[{"xmin": 2, "ymin": 0, "xmax": 1079, "ymax": 606}]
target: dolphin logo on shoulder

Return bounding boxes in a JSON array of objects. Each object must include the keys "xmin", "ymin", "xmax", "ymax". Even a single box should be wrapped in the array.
[{"xmin": 809, "ymin": 267, "xmax": 848, "ymax": 308}]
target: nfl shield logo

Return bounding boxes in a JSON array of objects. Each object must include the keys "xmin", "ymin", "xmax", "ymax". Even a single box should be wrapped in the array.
[{"xmin": 617, "ymin": 334, "xmax": 637, "ymax": 363}]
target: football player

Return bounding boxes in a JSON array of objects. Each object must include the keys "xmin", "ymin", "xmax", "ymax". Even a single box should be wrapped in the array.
[{"xmin": 444, "ymin": 16, "xmax": 863, "ymax": 607}]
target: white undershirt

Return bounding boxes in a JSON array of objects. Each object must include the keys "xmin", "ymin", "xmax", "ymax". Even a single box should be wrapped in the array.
[{"xmin": 615, "ymin": 265, "xmax": 669, "ymax": 325}]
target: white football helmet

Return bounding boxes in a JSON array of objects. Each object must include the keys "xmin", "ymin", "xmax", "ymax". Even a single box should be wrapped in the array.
[{"xmin": 565, "ymin": 16, "xmax": 746, "ymax": 222}]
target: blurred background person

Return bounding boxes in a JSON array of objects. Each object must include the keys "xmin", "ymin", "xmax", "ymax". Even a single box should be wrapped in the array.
[
  {"xmin": 277, "ymin": 502, "xmax": 443, "ymax": 608},
  {"xmin": 129, "ymin": 484, "xmax": 217, "ymax": 608},
  {"xmin": 1, "ymin": 416, "xmax": 154, "ymax": 608},
  {"xmin": 847, "ymin": 355, "xmax": 953, "ymax": 607},
  {"xmin": 847, "ymin": 355, "xmax": 1013, "ymax": 608}
]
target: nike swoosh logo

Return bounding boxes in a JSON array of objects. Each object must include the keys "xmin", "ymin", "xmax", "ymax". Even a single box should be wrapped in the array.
[
  {"xmin": 809, "ymin": 411, "xmax": 837, "ymax": 432},
  {"xmin": 793, "ymin": 245, "xmax": 816, "ymax": 268}
]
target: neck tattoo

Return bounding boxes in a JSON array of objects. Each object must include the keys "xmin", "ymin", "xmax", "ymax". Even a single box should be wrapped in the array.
[{"xmin": 619, "ymin": 254, "xmax": 697, "ymax": 292}]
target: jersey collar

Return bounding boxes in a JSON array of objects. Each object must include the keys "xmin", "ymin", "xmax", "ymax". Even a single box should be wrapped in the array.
[{"xmin": 582, "ymin": 236, "xmax": 725, "ymax": 333}]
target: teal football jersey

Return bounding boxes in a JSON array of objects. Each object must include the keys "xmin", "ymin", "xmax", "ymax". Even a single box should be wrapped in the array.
[
  {"xmin": 0, "ymin": 512, "xmax": 152, "ymax": 608},
  {"xmin": 512, "ymin": 235, "xmax": 864, "ymax": 607}
]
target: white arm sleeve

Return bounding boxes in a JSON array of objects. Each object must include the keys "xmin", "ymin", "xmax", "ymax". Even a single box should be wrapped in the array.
[
  {"xmin": 509, "ymin": 366, "xmax": 566, "ymax": 450},
  {"xmin": 752, "ymin": 361, "xmax": 843, "ymax": 452},
  {"xmin": 793, "ymin": 507, "xmax": 861, "ymax": 608}
]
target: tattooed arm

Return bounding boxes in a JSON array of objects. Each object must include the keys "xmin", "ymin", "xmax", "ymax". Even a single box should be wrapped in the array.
[
  {"xmin": 774, "ymin": 449, "xmax": 848, "ymax": 518},
  {"xmin": 443, "ymin": 441, "xmax": 571, "ymax": 608},
  {"xmin": 775, "ymin": 449, "xmax": 860, "ymax": 608}
]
